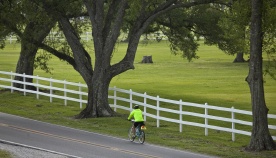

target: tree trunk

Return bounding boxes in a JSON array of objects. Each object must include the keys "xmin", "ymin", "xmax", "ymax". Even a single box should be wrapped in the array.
[
  {"xmin": 13, "ymin": 40, "xmax": 38, "ymax": 90},
  {"xmin": 13, "ymin": 21, "xmax": 55, "ymax": 90},
  {"xmin": 246, "ymin": 0, "xmax": 276, "ymax": 151},
  {"xmin": 75, "ymin": 70, "xmax": 115, "ymax": 118},
  {"xmin": 141, "ymin": 55, "xmax": 153, "ymax": 63},
  {"xmin": 59, "ymin": 16, "xmax": 116, "ymax": 118},
  {"xmin": 233, "ymin": 53, "xmax": 246, "ymax": 63}
]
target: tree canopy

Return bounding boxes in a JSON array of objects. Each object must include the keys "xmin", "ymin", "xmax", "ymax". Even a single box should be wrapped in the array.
[{"xmin": 206, "ymin": 0, "xmax": 276, "ymax": 65}]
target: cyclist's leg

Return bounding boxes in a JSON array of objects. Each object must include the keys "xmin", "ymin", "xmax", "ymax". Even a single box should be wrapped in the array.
[
  {"xmin": 138, "ymin": 122, "xmax": 144, "ymax": 130},
  {"xmin": 136, "ymin": 122, "xmax": 144, "ymax": 136},
  {"xmin": 133, "ymin": 122, "xmax": 139, "ymax": 136}
]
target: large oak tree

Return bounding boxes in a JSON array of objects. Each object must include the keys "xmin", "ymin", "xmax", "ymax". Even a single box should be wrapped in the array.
[{"xmin": 49, "ymin": 0, "xmax": 228, "ymax": 118}]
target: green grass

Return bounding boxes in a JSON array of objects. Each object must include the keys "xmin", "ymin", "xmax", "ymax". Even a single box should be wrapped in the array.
[
  {"xmin": 0, "ymin": 40, "xmax": 276, "ymax": 158},
  {"xmin": 0, "ymin": 149, "xmax": 12, "ymax": 158}
]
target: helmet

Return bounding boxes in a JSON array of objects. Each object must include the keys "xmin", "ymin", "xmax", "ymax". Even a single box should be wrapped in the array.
[{"xmin": 134, "ymin": 105, "xmax": 139, "ymax": 109}]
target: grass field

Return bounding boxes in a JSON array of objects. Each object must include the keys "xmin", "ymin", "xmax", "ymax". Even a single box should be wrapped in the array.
[{"xmin": 0, "ymin": 40, "xmax": 275, "ymax": 158}]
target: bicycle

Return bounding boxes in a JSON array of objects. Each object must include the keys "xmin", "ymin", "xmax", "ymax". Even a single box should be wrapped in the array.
[{"xmin": 128, "ymin": 120, "xmax": 146, "ymax": 144}]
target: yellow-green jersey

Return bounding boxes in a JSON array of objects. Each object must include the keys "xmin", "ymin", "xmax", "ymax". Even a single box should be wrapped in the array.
[{"xmin": 128, "ymin": 109, "xmax": 144, "ymax": 122}]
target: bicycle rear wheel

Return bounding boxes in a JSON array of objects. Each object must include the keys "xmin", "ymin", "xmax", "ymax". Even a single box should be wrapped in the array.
[
  {"xmin": 128, "ymin": 128, "xmax": 135, "ymax": 142},
  {"xmin": 138, "ymin": 131, "xmax": 145, "ymax": 144}
]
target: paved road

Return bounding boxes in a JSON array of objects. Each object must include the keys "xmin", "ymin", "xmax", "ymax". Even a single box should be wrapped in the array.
[{"xmin": 0, "ymin": 112, "xmax": 216, "ymax": 158}]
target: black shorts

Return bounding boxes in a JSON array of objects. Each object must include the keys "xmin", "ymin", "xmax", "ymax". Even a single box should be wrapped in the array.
[{"xmin": 134, "ymin": 121, "xmax": 145, "ymax": 128}]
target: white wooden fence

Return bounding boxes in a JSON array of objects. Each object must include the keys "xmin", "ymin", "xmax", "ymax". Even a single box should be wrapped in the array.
[
  {"xmin": 0, "ymin": 70, "xmax": 275, "ymax": 141},
  {"xmin": 6, "ymin": 32, "xmax": 93, "ymax": 44},
  {"xmin": 6, "ymin": 31, "xmax": 167, "ymax": 44}
]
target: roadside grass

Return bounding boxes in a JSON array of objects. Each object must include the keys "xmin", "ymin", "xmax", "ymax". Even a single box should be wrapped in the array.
[
  {"xmin": 0, "ymin": 40, "xmax": 276, "ymax": 158},
  {"xmin": 0, "ymin": 149, "xmax": 11, "ymax": 158}
]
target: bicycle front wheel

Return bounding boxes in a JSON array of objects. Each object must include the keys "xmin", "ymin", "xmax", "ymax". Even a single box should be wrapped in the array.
[
  {"xmin": 128, "ymin": 128, "xmax": 135, "ymax": 142},
  {"xmin": 138, "ymin": 131, "xmax": 145, "ymax": 144}
]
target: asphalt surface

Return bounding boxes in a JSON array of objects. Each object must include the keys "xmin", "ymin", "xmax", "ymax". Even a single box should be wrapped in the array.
[{"xmin": 0, "ymin": 112, "xmax": 216, "ymax": 158}]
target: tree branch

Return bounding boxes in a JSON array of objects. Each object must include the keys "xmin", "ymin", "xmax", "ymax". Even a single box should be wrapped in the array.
[
  {"xmin": 38, "ymin": 43, "xmax": 77, "ymax": 69},
  {"xmin": 59, "ymin": 16, "xmax": 93, "ymax": 78},
  {"xmin": 103, "ymin": 0, "xmax": 128, "ymax": 58}
]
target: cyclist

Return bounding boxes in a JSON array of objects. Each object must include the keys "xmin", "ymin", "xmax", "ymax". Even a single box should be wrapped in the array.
[{"xmin": 128, "ymin": 105, "xmax": 145, "ymax": 137}]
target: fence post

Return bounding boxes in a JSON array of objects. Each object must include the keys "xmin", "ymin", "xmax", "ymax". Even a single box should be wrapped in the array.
[
  {"xmin": 10, "ymin": 71, "xmax": 13, "ymax": 93},
  {"xmin": 179, "ymin": 99, "xmax": 183, "ymax": 132},
  {"xmin": 231, "ymin": 106, "xmax": 235, "ymax": 141},
  {"xmin": 64, "ymin": 80, "xmax": 67, "ymax": 106},
  {"xmin": 9, "ymin": 35, "xmax": 12, "ymax": 44},
  {"xmin": 130, "ymin": 89, "xmax": 133, "ymax": 109},
  {"xmin": 50, "ymin": 77, "xmax": 53, "ymax": 102},
  {"xmin": 205, "ymin": 103, "xmax": 208, "ymax": 136},
  {"xmin": 113, "ymin": 86, "xmax": 117, "ymax": 111},
  {"xmin": 157, "ymin": 95, "xmax": 160, "ymax": 128},
  {"xmin": 36, "ymin": 75, "xmax": 39, "ymax": 99},
  {"xmin": 79, "ymin": 82, "xmax": 82, "ymax": 109},
  {"xmin": 23, "ymin": 73, "xmax": 26, "ymax": 96},
  {"xmin": 143, "ymin": 92, "xmax": 147, "ymax": 121}
]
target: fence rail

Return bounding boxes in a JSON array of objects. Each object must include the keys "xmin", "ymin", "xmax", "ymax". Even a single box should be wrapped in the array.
[
  {"xmin": 0, "ymin": 70, "xmax": 275, "ymax": 141},
  {"xmin": 6, "ymin": 32, "xmax": 94, "ymax": 44},
  {"xmin": 6, "ymin": 31, "xmax": 167, "ymax": 44}
]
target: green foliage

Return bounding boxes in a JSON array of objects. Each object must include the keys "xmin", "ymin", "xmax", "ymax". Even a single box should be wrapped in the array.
[
  {"xmin": 34, "ymin": 50, "xmax": 53, "ymax": 74},
  {"xmin": 203, "ymin": 0, "xmax": 276, "ymax": 78},
  {"xmin": 263, "ymin": 0, "xmax": 276, "ymax": 79},
  {"xmin": 205, "ymin": 0, "xmax": 251, "ymax": 55},
  {"xmin": 0, "ymin": 25, "xmax": 10, "ymax": 49},
  {"xmin": 155, "ymin": 4, "xmax": 228, "ymax": 61},
  {"xmin": 218, "ymin": 1, "xmax": 251, "ymax": 54},
  {"xmin": 0, "ymin": 0, "xmax": 23, "ymax": 46},
  {"xmin": 158, "ymin": 8, "xmax": 197, "ymax": 60}
]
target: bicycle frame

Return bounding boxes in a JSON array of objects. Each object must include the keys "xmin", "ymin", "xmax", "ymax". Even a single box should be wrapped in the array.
[{"xmin": 128, "ymin": 120, "xmax": 145, "ymax": 144}]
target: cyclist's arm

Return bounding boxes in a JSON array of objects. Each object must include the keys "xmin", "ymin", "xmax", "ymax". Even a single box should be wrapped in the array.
[{"xmin": 128, "ymin": 111, "xmax": 134, "ymax": 120}]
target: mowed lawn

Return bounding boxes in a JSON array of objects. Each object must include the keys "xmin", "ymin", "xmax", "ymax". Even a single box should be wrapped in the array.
[{"xmin": 0, "ymin": 40, "xmax": 275, "ymax": 158}]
